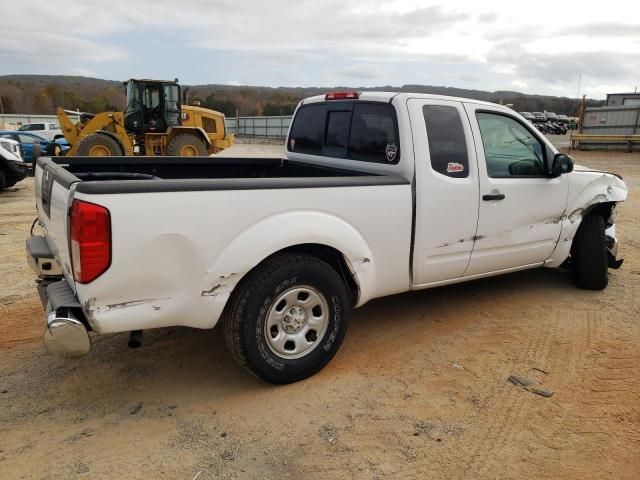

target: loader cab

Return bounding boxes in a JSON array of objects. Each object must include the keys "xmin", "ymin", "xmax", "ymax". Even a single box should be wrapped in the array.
[{"xmin": 123, "ymin": 79, "xmax": 181, "ymax": 135}]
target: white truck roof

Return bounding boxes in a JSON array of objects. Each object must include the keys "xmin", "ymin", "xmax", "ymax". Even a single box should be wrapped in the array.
[{"xmin": 302, "ymin": 91, "xmax": 502, "ymax": 109}]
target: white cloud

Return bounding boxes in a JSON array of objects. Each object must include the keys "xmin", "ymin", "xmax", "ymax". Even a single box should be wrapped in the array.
[
  {"xmin": 337, "ymin": 64, "xmax": 386, "ymax": 80},
  {"xmin": 224, "ymin": 80, "xmax": 241, "ymax": 86},
  {"xmin": 511, "ymin": 80, "xmax": 528, "ymax": 89},
  {"xmin": 0, "ymin": 0, "xmax": 639, "ymax": 97}
]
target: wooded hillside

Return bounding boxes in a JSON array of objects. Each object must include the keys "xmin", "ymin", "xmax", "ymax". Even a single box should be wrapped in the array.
[{"xmin": 0, "ymin": 75, "xmax": 603, "ymax": 117}]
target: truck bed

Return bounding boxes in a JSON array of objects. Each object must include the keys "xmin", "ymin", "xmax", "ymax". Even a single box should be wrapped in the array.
[{"xmin": 43, "ymin": 156, "xmax": 406, "ymax": 195}]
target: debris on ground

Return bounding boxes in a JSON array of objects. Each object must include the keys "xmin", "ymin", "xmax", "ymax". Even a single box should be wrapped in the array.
[
  {"xmin": 508, "ymin": 374, "xmax": 554, "ymax": 398},
  {"xmin": 127, "ymin": 401, "xmax": 144, "ymax": 415}
]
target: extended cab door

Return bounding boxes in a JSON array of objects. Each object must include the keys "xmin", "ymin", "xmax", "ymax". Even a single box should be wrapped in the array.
[
  {"xmin": 463, "ymin": 104, "xmax": 569, "ymax": 275},
  {"xmin": 408, "ymin": 98, "xmax": 480, "ymax": 285}
]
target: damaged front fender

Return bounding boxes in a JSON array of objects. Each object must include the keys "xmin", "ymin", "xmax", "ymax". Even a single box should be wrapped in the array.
[{"xmin": 545, "ymin": 169, "xmax": 628, "ymax": 268}]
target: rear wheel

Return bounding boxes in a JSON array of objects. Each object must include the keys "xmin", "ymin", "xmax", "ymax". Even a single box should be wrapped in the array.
[
  {"xmin": 76, "ymin": 134, "xmax": 124, "ymax": 156},
  {"xmin": 571, "ymin": 214, "xmax": 608, "ymax": 290},
  {"xmin": 224, "ymin": 253, "xmax": 350, "ymax": 384},
  {"xmin": 167, "ymin": 134, "xmax": 207, "ymax": 156}
]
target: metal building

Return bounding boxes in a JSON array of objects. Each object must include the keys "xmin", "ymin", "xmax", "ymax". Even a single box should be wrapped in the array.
[
  {"xmin": 577, "ymin": 92, "xmax": 640, "ymax": 150},
  {"xmin": 606, "ymin": 92, "xmax": 640, "ymax": 107}
]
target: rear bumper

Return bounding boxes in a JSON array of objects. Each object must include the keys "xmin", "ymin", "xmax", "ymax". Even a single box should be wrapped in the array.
[{"xmin": 27, "ymin": 235, "xmax": 91, "ymax": 358}]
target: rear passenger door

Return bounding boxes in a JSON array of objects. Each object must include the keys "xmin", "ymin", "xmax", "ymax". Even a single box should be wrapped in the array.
[{"xmin": 408, "ymin": 99, "xmax": 480, "ymax": 285}]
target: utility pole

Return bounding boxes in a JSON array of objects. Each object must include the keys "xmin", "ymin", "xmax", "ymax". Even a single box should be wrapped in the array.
[
  {"xmin": 576, "ymin": 74, "xmax": 582, "ymax": 100},
  {"xmin": 0, "ymin": 95, "xmax": 4, "ymax": 115}
]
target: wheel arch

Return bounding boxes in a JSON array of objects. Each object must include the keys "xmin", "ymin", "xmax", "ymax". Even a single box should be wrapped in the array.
[
  {"xmin": 545, "ymin": 175, "xmax": 626, "ymax": 269},
  {"xmin": 166, "ymin": 126, "xmax": 211, "ymax": 146},
  {"xmin": 208, "ymin": 211, "xmax": 377, "ymax": 309}
]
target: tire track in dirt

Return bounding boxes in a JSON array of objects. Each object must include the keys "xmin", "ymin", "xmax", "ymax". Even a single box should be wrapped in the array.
[{"xmin": 393, "ymin": 305, "xmax": 557, "ymax": 479}]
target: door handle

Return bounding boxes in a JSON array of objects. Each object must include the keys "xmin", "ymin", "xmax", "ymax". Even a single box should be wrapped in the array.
[{"xmin": 482, "ymin": 193, "xmax": 505, "ymax": 201}]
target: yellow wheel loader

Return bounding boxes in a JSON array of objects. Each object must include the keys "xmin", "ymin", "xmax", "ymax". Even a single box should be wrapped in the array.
[{"xmin": 57, "ymin": 79, "xmax": 234, "ymax": 157}]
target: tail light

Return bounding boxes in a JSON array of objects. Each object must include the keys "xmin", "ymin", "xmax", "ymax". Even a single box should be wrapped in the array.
[
  {"xmin": 325, "ymin": 91, "xmax": 360, "ymax": 100},
  {"xmin": 70, "ymin": 199, "xmax": 111, "ymax": 283}
]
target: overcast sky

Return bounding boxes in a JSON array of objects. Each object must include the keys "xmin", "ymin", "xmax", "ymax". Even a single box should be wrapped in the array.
[{"xmin": 1, "ymin": 0, "xmax": 639, "ymax": 99}]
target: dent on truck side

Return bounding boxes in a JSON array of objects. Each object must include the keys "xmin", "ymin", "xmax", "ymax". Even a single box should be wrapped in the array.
[
  {"xmin": 545, "ymin": 169, "xmax": 628, "ymax": 267},
  {"xmin": 203, "ymin": 210, "xmax": 376, "ymax": 313}
]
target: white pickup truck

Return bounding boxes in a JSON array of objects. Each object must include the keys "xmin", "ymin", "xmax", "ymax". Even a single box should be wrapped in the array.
[
  {"xmin": 27, "ymin": 91, "xmax": 628, "ymax": 384},
  {"xmin": 18, "ymin": 122, "xmax": 63, "ymax": 141}
]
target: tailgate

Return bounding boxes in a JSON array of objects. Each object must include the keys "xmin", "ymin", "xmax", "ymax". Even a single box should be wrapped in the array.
[{"xmin": 34, "ymin": 158, "xmax": 80, "ymax": 291}]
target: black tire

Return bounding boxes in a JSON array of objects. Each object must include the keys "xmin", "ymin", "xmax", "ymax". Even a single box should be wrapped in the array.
[
  {"xmin": 45, "ymin": 143, "xmax": 62, "ymax": 156},
  {"xmin": 167, "ymin": 134, "xmax": 207, "ymax": 156},
  {"xmin": 76, "ymin": 134, "xmax": 124, "ymax": 156},
  {"xmin": 571, "ymin": 214, "xmax": 608, "ymax": 290},
  {"xmin": 0, "ymin": 169, "xmax": 6, "ymax": 191},
  {"xmin": 223, "ymin": 253, "xmax": 350, "ymax": 384}
]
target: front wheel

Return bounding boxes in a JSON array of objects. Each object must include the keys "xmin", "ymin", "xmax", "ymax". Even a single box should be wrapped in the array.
[
  {"xmin": 167, "ymin": 134, "xmax": 207, "ymax": 156},
  {"xmin": 76, "ymin": 133, "xmax": 124, "ymax": 156},
  {"xmin": 224, "ymin": 253, "xmax": 350, "ymax": 384},
  {"xmin": 571, "ymin": 214, "xmax": 608, "ymax": 290}
]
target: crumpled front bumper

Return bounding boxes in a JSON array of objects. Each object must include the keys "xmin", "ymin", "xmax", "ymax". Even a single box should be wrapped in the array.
[{"xmin": 605, "ymin": 225, "xmax": 623, "ymax": 269}]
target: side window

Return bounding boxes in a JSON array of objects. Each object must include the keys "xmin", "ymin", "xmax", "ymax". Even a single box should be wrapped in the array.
[
  {"xmin": 18, "ymin": 134, "xmax": 37, "ymax": 144},
  {"xmin": 349, "ymin": 103, "xmax": 399, "ymax": 163},
  {"xmin": 201, "ymin": 116, "xmax": 217, "ymax": 133},
  {"xmin": 476, "ymin": 113, "xmax": 546, "ymax": 178},
  {"xmin": 423, "ymin": 105, "xmax": 469, "ymax": 178},
  {"xmin": 28, "ymin": 124, "xmax": 45, "ymax": 131},
  {"xmin": 288, "ymin": 104, "xmax": 325, "ymax": 155}
]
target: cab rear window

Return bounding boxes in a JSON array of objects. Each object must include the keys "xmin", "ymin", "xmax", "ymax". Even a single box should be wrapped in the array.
[{"xmin": 288, "ymin": 102, "xmax": 400, "ymax": 163}]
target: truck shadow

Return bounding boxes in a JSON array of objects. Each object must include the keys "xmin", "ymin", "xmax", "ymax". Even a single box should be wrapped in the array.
[{"xmin": 2, "ymin": 266, "xmax": 596, "ymax": 418}]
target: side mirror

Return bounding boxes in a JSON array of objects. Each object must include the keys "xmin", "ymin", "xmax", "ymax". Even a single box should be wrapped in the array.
[{"xmin": 550, "ymin": 153, "xmax": 574, "ymax": 177}]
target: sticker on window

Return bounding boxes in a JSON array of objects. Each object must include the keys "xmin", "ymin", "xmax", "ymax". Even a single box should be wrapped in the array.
[
  {"xmin": 385, "ymin": 143, "xmax": 398, "ymax": 162},
  {"xmin": 446, "ymin": 162, "xmax": 464, "ymax": 173},
  {"xmin": 289, "ymin": 138, "xmax": 296, "ymax": 151}
]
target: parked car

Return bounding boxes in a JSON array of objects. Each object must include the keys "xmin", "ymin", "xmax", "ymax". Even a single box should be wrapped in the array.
[
  {"xmin": 557, "ymin": 115, "xmax": 570, "ymax": 124},
  {"xmin": 0, "ymin": 137, "xmax": 28, "ymax": 190},
  {"xmin": 532, "ymin": 112, "xmax": 547, "ymax": 122},
  {"xmin": 28, "ymin": 91, "xmax": 628, "ymax": 384},
  {"xmin": 0, "ymin": 131, "xmax": 69, "ymax": 164},
  {"xmin": 519, "ymin": 112, "xmax": 535, "ymax": 122},
  {"xmin": 17, "ymin": 122, "xmax": 63, "ymax": 141},
  {"xmin": 545, "ymin": 112, "xmax": 559, "ymax": 122}
]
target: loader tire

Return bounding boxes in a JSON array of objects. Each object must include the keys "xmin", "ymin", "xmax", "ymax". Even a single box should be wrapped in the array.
[
  {"xmin": 167, "ymin": 134, "xmax": 207, "ymax": 156},
  {"xmin": 571, "ymin": 214, "xmax": 608, "ymax": 290},
  {"xmin": 0, "ymin": 170, "xmax": 6, "ymax": 191},
  {"xmin": 76, "ymin": 134, "xmax": 124, "ymax": 157}
]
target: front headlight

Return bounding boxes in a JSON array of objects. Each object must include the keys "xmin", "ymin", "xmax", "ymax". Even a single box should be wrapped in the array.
[{"xmin": 0, "ymin": 141, "xmax": 23, "ymax": 161}]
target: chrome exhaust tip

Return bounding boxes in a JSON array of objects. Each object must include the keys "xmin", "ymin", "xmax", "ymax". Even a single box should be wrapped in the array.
[{"xmin": 43, "ymin": 309, "xmax": 91, "ymax": 359}]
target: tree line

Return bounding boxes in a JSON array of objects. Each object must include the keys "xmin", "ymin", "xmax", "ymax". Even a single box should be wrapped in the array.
[{"xmin": 0, "ymin": 75, "xmax": 604, "ymax": 118}]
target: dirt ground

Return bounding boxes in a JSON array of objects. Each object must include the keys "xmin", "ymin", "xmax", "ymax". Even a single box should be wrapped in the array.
[{"xmin": 1, "ymin": 149, "xmax": 639, "ymax": 479}]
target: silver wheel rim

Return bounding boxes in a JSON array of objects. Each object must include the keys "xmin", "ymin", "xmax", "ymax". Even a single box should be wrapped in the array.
[{"xmin": 264, "ymin": 285, "xmax": 329, "ymax": 359}]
